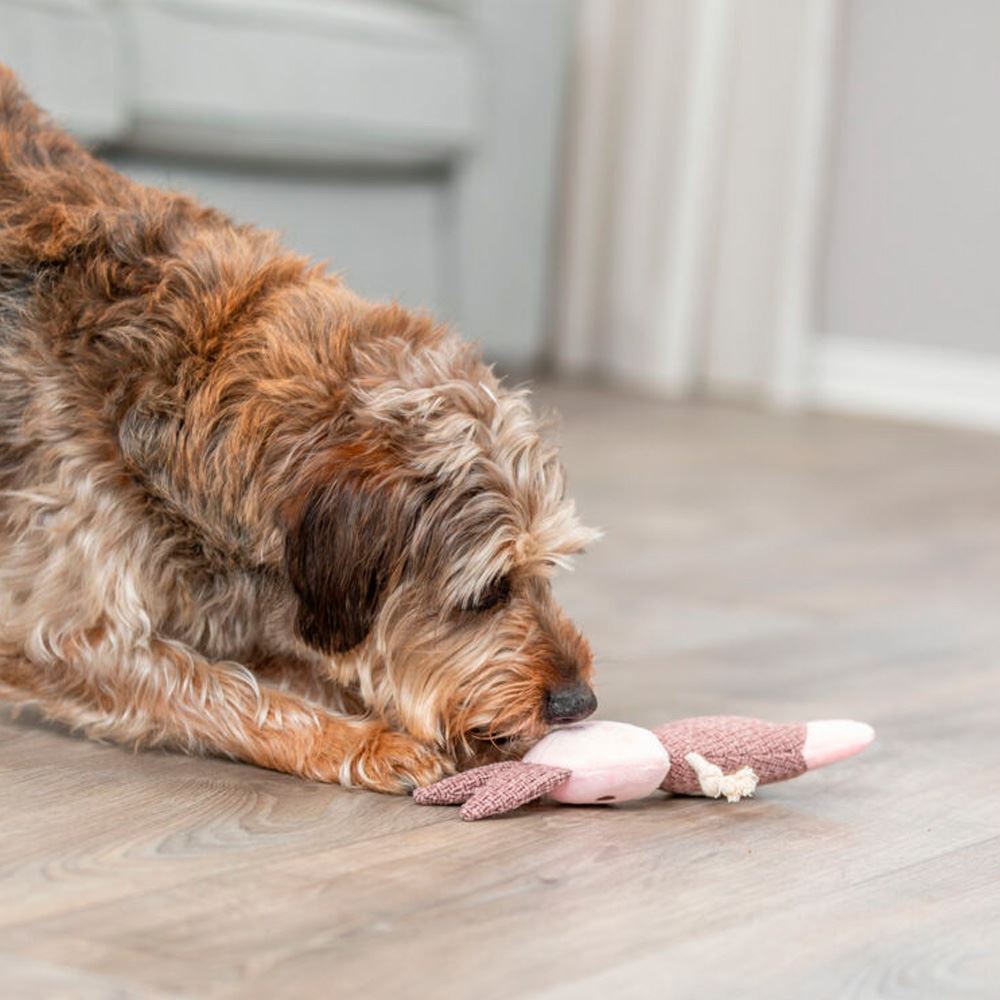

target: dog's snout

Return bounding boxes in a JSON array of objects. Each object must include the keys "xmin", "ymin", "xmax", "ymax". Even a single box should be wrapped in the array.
[{"xmin": 545, "ymin": 682, "xmax": 598, "ymax": 724}]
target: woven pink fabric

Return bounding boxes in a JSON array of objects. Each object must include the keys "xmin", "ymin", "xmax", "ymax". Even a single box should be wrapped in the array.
[
  {"xmin": 412, "ymin": 762, "xmax": 518, "ymax": 805},
  {"xmin": 655, "ymin": 716, "xmax": 807, "ymax": 794},
  {"xmin": 413, "ymin": 761, "xmax": 572, "ymax": 820}
]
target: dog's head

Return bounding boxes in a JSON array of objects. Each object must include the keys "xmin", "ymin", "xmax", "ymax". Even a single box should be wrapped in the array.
[{"xmin": 282, "ymin": 317, "xmax": 598, "ymax": 761}]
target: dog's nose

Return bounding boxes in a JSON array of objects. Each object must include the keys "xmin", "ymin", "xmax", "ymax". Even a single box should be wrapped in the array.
[{"xmin": 545, "ymin": 682, "xmax": 598, "ymax": 724}]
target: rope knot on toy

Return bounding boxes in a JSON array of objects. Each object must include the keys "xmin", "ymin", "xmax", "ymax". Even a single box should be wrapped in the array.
[{"xmin": 683, "ymin": 752, "xmax": 759, "ymax": 803}]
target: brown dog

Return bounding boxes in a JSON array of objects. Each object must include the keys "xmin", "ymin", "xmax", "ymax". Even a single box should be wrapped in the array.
[{"xmin": 0, "ymin": 67, "xmax": 598, "ymax": 792}]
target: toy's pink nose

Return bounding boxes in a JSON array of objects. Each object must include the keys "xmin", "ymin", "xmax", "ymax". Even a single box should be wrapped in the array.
[{"xmin": 545, "ymin": 683, "xmax": 598, "ymax": 724}]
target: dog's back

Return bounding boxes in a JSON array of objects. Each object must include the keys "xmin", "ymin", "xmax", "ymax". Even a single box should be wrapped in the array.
[
  {"xmin": 0, "ymin": 66, "xmax": 297, "ymax": 658},
  {"xmin": 0, "ymin": 64, "xmax": 194, "ymax": 487}
]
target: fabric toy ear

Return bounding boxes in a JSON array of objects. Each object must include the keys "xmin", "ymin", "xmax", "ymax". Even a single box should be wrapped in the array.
[
  {"xmin": 460, "ymin": 764, "xmax": 572, "ymax": 821},
  {"xmin": 413, "ymin": 761, "xmax": 571, "ymax": 820},
  {"xmin": 412, "ymin": 763, "xmax": 516, "ymax": 805}
]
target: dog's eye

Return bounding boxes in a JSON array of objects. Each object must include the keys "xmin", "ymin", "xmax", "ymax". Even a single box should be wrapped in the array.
[{"xmin": 464, "ymin": 576, "xmax": 511, "ymax": 613}]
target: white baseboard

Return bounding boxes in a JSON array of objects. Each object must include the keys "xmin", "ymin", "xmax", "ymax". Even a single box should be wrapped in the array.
[{"xmin": 810, "ymin": 334, "xmax": 1000, "ymax": 433}]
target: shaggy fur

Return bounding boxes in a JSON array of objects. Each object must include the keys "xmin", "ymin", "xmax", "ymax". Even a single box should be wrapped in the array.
[{"xmin": 0, "ymin": 67, "xmax": 598, "ymax": 792}]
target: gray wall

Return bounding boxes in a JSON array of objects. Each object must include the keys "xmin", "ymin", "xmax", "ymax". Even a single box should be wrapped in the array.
[{"xmin": 821, "ymin": 0, "xmax": 1000, "ymax": 354}]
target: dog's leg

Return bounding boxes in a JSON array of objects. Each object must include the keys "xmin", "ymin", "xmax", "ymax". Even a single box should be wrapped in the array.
[
  {"xmin": 0, "ymin": 638, "xmax": 449, "ymax": 792},
  {"xmin": 248, "ymin": 654, "xmax": 367, "ymax": 717}
]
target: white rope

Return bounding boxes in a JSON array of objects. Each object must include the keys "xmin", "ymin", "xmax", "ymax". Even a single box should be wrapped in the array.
[{"xmin": 684, "ymin": 752, "xmax": 759, "ymax": 803}]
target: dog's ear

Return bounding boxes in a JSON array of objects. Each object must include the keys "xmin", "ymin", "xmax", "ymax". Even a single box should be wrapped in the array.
[{"xmin": 284, "ymin": 466, "xmax": 416, "ymax": 654}]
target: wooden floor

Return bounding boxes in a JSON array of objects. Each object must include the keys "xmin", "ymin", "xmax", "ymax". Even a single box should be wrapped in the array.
[{"xmin": 3, "ymin": 384, "xmax": 1000, "ymax": 999}]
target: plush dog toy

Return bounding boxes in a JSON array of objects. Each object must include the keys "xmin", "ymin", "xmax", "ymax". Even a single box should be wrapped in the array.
[{"xmin": 414, "ymin": 716, "xmax": 875, "ymax": 820}]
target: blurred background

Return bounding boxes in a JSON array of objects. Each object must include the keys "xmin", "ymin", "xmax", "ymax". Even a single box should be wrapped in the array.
[{"xmin": 3, "ymin": 0, "xmax": 999, "ymax": 433}]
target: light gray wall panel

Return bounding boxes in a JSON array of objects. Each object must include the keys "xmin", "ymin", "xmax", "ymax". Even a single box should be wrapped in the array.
[
  {"xmin": 821, "ymin": 0, "xmax": 1000, "ymax": 354},
  {"xmin": 451, "ymin": 0, "xmax": 575, "ymax": 367},
  {"xmin": 0, "ymin": 0, "xmax": 125, "ymax": 142}
]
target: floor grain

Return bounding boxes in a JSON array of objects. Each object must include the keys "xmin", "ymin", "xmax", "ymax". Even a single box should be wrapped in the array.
[{"xmin": 3, "ymin": 385, "xmax": 999, "ymax": 999}]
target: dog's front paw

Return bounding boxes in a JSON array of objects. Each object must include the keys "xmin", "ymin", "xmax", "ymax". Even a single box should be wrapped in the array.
[{"xmin": 348, "ymin": 728, "xmax": 453, "ymax": 794}]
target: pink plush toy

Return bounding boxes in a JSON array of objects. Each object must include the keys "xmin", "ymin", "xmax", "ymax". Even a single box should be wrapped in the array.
[{"xmin": 414, "ymin": 716, "xmax": 875, "ymax": 820}]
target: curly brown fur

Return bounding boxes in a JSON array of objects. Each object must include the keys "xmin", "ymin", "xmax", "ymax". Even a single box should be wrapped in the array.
[{"xmin": 0, "ymin": 67, "xmax": 597, "ymax": 792}]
